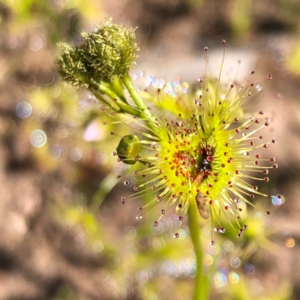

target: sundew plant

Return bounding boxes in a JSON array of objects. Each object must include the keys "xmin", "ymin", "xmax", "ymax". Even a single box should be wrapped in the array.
[{"xmin": 57, "ymin": 19, "xmax": 283, "ymax": 300}]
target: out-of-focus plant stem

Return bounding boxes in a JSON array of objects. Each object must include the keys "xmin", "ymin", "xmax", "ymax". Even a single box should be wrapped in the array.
[
  {"xmin": 188, "ymin": 201, "xmax": 210, "ymax": 300},
  {"xmin": 91, "ymin": 173, "xmax": 120, "ymax": 211}
]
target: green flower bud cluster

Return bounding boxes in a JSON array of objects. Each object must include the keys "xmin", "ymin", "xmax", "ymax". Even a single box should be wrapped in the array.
[
  {"xmin": 57, "ymin": 19, "xmax": 140, "ymax": 87},
  {"xmin": 57, "ymin": 43, "xmax": 88, "ymax": 87},
  {"xmin": 57, "ymin": 19, "xmax": 156, "ymax": 132}
]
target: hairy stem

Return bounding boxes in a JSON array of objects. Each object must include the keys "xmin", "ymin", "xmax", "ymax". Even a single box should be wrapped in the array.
[{"xmin": 188, "ymin": 201, "xmax": 210, "ymax": 300}]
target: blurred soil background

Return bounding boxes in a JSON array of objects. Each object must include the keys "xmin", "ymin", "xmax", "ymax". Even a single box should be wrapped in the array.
[{"xmin": 0, "ymin": 0, "xmax": 300, "ymax": 299}]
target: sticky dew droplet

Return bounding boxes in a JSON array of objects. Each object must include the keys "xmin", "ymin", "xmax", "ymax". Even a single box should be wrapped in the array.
[
  {"xmin": 271, "ymin": 194, "xmax": 285, "ymax": 206},
  {"xmin": 256, "ymin": 85, "xmax": 262, "ymax": 92},
  {"xmin": 173, "ymin": 232, "xmax": 180, "ymax": 238}
]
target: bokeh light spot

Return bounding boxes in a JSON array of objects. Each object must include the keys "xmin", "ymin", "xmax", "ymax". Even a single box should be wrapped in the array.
[
  {"xmin": 285, "ymin": 237, "xmax": 295, "ymax": 248},
  {"xmin": 30, "ymin": 130, "xmax": 47, "ymax": 148},
  {"xmin": 214, "ymin": 271, "xmax": 227, "ymax": 288},
  {"xmin": 125, "ymin": 226, "xmax": 137, "ymax": 239},
  {"xmin": 230, "ymin": 257, "xmax": 241, "ymax": 268},
  {"xmin": 70, "ymin": 148, "xmax": 83, "ymax": 161},
  {"xmin": 223, "ymin": 240, "xmax": 235, "ymax": 252},
  {"xmin": 29, "ymin": 35, "xmax": 46, "ymax": 51},
  {"xmin": 92, "ymin": 240, "xmax": 104, "ymax": 252},
  {"xmin": 244, "ymin": 263, "xmax": 255, "ymax": 275},
  {"xmin": 178, "ymin": 229, "xmax": 187, "ymax": 240},
  {"xmin": 16, "ymin": 102, "xmax": 32, "ymax": 118},
  {"xmin": 204, "ymin": 255, "xmax": 213, "ymax": 267},
  {"xmin": 208, "ymin": 243, "xmax": 220, "ymax": 255},
  {"xmin": 97, "ymin": 152, "xmax": 108, "ymax": 165},
  {"xmin": 50, "ymin": 144, "xmax": 62, "ymax": 160},
  {"xmin": 229, "ymin": 272, "xmax": 240, "ymax": 284},
  {"xmin": 83, "ymin": 120, "xmax": 105, "ymax": 142}
]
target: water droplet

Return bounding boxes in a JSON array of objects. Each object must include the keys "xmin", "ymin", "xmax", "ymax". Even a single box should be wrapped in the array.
[
  {"xmin": 271, "ymin": 194, "xmax": 285, "ymax": 206},
  {"xmin": 255, "ymin": 85, "xmax": 262, "ymax": 92},
  {"xmin": 136, "ymin": 215, "xmax": 143, "ymax": 220},
  {"xmin": 219, "ymin": 228, "xmax": 226, "ymax": 234}
]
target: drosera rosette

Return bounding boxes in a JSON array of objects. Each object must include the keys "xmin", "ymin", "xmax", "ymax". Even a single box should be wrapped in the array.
[
  {"xmin": 56, "ymin": 19, "xmax": 283, "ymax": 244},
  {"xmin": 56, "ymin": 20, "xmax": 284, "ymax": 300},
  {"xmin": 116, "ymin": 41, "xmax": 283, "ymax": 244}
]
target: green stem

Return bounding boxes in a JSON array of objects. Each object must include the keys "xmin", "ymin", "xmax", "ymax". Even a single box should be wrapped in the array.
[
  {"xmin": 188, "ymin": 201, "xmax": 210, "ymax": 300},
  {"xmin": 90, "ymin": 89, "xmax": 120, "ymax": 112},
  {"xmin": 92, "ymin": 88, "xmax": 141, "ymax": 117},
  {"xmin": 121, "ymin": 74, "xmax": 159, "ymax": 134},
  {"xmin": 90, "ymin": 81, "xmax": 141, "ymax": 116},
  {"xmin": 90, "ymin": 81, "xmax": 119, "ymax": 104},
  {"xmin": 101, "ymin": 81, "xmax": 127, "ymax": 103},
  {"xmin": 122, "ymin": 74, "xmax": 150, "ymax": 113},
  {"xmin": 90, "ymin": 77, "xmax": 159, "ymax": 135}
]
